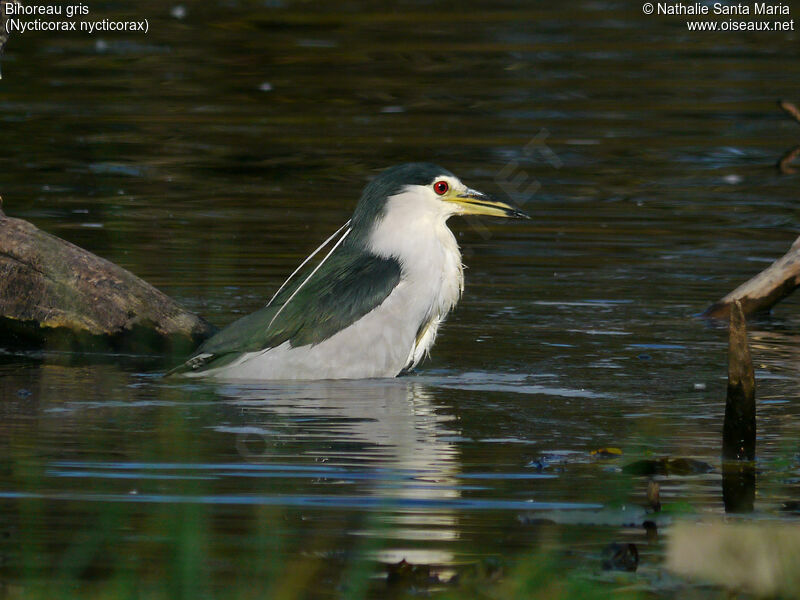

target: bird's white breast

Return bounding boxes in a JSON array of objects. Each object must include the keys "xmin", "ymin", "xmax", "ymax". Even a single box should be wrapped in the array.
[{"xmin": 367, "ymin": 189, "xmax": 464, "ymax": 369}]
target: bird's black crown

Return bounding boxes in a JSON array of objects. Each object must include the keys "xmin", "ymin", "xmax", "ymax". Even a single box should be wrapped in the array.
[{"xmin": 350, "ymin": 163, "xmax": 454, "ymax": 237}]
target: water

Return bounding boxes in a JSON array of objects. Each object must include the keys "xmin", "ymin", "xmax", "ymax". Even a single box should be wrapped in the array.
[{"xmin": 1, "ymin": 1, "xmax": 800, "ymax": 597}]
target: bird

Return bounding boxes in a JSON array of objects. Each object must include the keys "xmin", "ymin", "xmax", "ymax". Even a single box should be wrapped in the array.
[{"xmin": 169, "ymin": 163, "xmax": 528, "ymax": 380}]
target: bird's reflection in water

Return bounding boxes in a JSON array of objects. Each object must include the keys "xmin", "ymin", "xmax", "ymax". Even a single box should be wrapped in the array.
[{"xmin": 218, "ymin": 379, "xmax": 461, "ymax": 565}]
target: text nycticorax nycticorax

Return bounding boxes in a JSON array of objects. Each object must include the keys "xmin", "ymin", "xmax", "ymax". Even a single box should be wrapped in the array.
[{"xmin": 170, "ymin": 163, "xmax": 528, "ymax": 380}]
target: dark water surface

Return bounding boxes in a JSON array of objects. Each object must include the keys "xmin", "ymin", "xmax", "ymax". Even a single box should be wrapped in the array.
[{"xmin": 1, "ymin": 1, "xmax": 800, "ymax": 597}]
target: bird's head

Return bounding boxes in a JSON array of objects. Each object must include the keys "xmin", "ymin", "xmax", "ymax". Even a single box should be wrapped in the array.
[{"xmin": 350, "ymin": 163, "xmax": 529, "ymax": 239}]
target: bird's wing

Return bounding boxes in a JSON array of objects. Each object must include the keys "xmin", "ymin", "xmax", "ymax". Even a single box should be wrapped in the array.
[{"xmin": 168, "ymin": 247, "xmax": 402, "ymax": 375}]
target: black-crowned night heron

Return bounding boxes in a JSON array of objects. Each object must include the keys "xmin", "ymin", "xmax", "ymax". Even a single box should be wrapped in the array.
[{"xmin": 171, "ymin": 163, "xmax": 528, "ymax": 380}]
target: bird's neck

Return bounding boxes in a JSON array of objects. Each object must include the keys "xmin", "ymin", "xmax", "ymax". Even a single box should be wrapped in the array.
[{"xmin": 365, "ymin": 191, "xmax": 464, "ymax": 316}]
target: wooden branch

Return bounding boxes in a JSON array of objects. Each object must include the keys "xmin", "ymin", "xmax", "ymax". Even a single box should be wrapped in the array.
[
  {"xmin": 778, "ymin": 144, "xmax": 800, "ymax": 174},
  {"xmin": 721, "ymin": 300, "xmax": 756, "ymax": 512},
  {"xmin": 702, "ymin": 236, "xmax": 800, "ymax": 319},
  {"xmin": 779, "ymin": 100, "xmax": 800, "ymax": 126},
  {"xmin": 776, "ymin": 101, "xmax": 800, "ymax": 173},
  {"xmin": 723, "ymin": 300, "xmax": 755, "ymax": 461},
  {"xmin": 0, "ymin": 198, "xmax": 215, "ymax": 353}
]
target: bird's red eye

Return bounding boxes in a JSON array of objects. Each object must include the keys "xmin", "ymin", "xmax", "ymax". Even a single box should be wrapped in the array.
[{"xmin": 433, "ymin": 181, "xmax": 449, "ymax": 195}]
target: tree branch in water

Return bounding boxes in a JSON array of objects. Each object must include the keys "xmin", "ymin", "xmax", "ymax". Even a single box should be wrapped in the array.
[{"xmin": 702, "ymin": 236, "xmax": 800, "ymax": 319}]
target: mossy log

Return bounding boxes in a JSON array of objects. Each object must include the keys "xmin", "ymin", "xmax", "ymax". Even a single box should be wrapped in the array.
[
  {"xmin": 702, "ymin": 236, "xmax": 800, "ymax": 319},
  {"xmin": 0, "ymin": 3, "xmax": 10, "ymax": 52},
  {"xmin": 0, "ymin": 200, "xmax": 214, "ymax": 353},
  {"xmin": 0, "ymin": 1, "xmax": 17, "ymax": 78}
]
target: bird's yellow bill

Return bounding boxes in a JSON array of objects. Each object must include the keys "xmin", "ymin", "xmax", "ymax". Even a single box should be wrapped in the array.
[{"xmin": 446, "ymin": 189, "xmax": 530, "ymax": 219}]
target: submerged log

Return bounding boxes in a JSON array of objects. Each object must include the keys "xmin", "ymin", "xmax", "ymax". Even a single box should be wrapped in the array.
[
  {"xmin": 0, "ymin": 200, "xmax": 214, "ymax": 353},
  {"xmin": 702, "ymin": 236, "xmax": 800, "ymax": 319}
]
